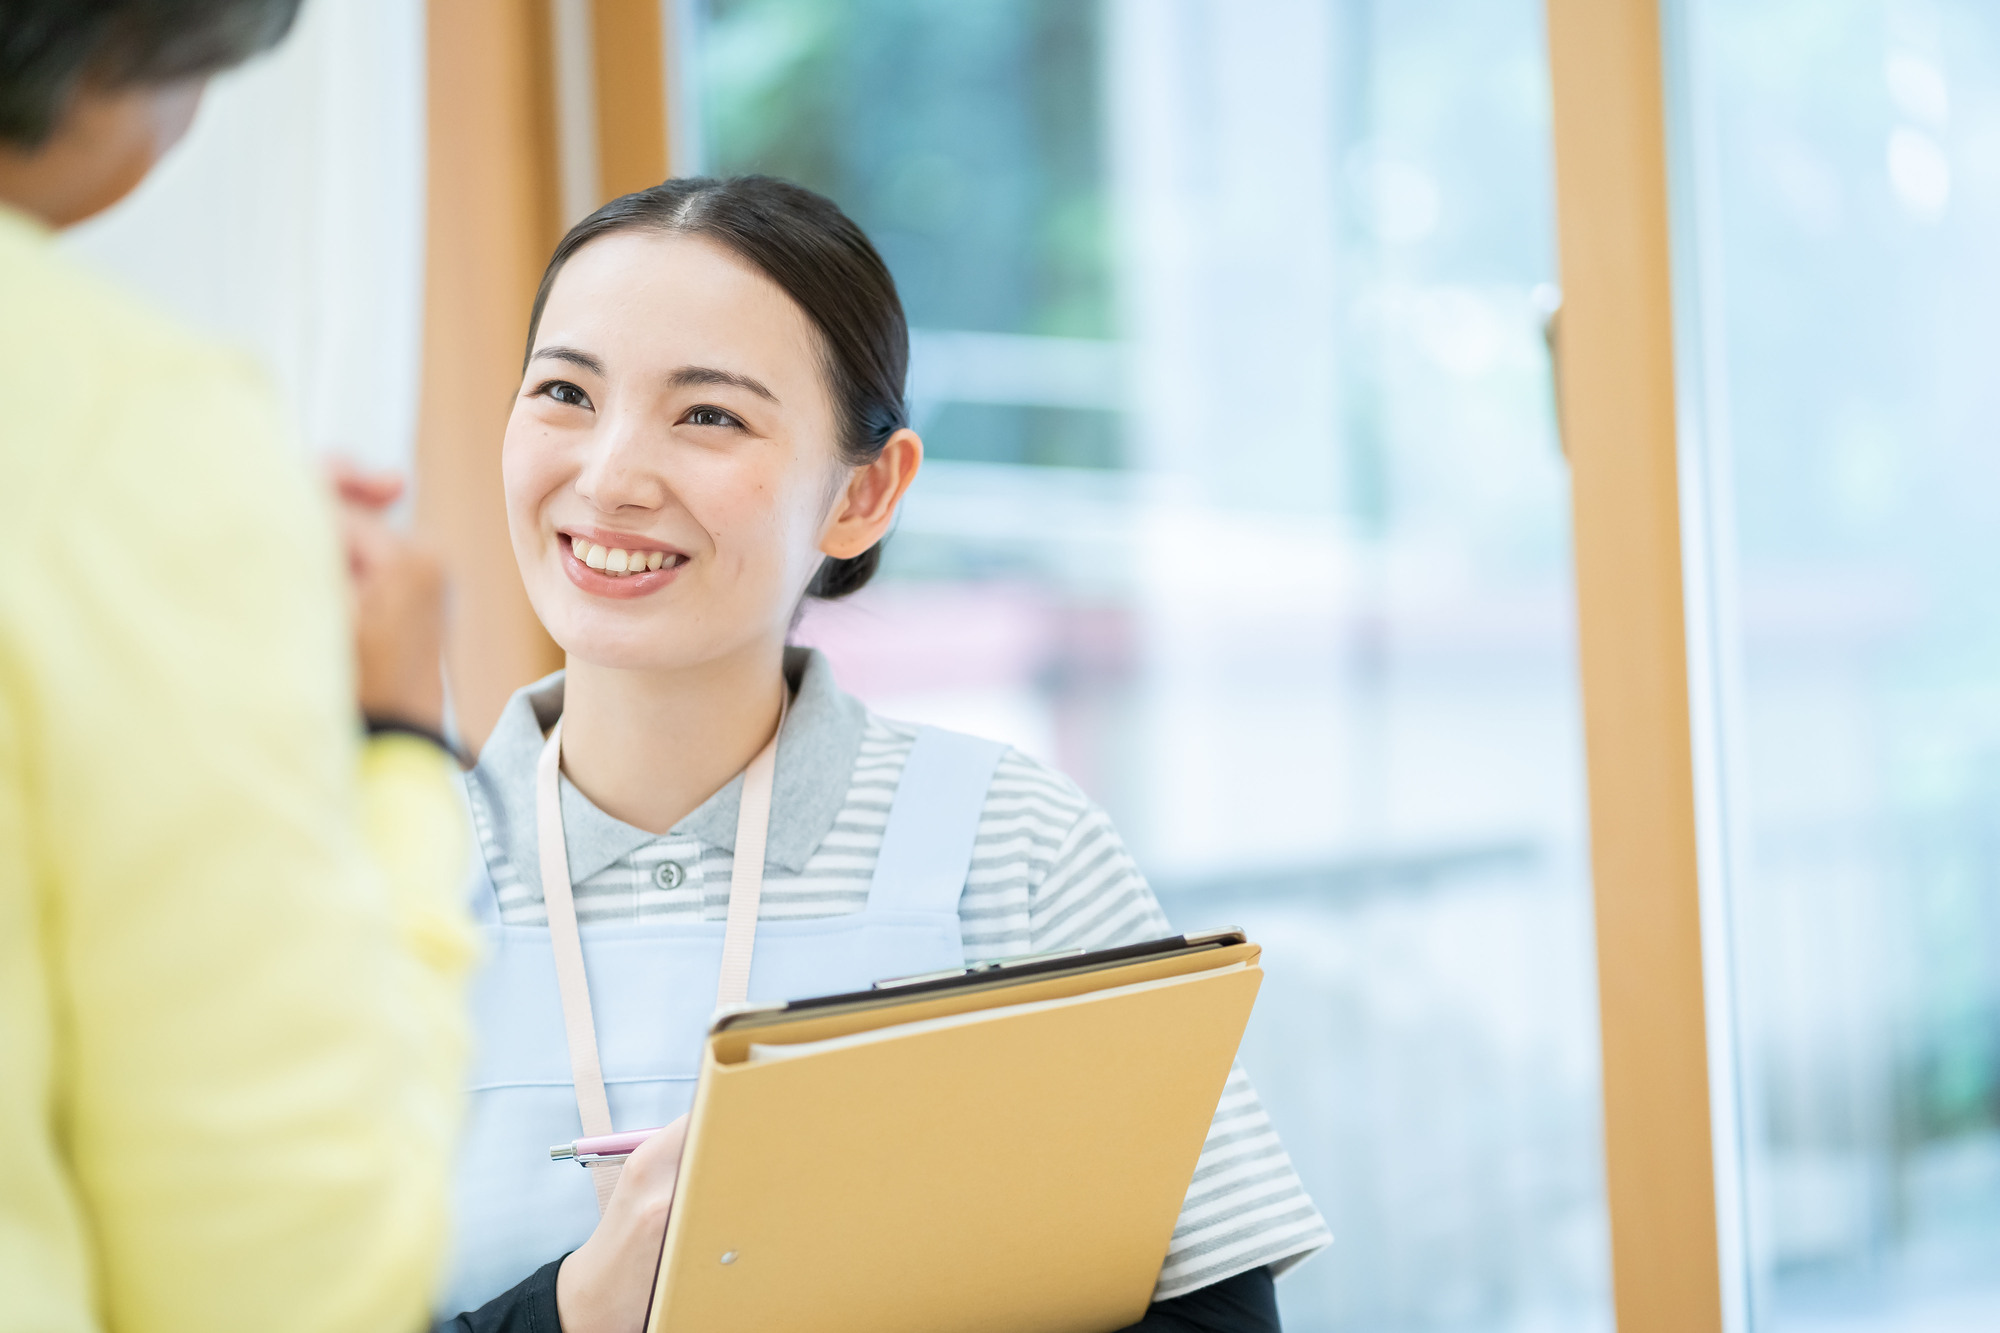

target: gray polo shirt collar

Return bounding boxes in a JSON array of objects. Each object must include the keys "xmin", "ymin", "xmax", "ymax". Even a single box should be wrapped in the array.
[{"xmin": 467, "ymin": 646, "xmax": 867, "ymax": 893}]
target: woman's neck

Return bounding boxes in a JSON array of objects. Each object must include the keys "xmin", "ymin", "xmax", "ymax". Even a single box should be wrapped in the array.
[{"xmin": 557, "ymin": 641, "xmax": 788, "ymax": 835}]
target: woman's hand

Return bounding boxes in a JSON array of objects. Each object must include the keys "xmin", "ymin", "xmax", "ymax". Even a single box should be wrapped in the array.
[
  {"xmin": 556, "ymin": 1116, "xmax": 691, "ymax": 1333},
  {"xmin": 327, "ymin": 461, "xmax": 448, "ymax": 735}
]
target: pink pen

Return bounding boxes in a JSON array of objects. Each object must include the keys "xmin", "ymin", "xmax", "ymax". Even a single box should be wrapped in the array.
[{"xmin": 549, "ymin": 1127, "xmax": 662, "ymax": 1165}]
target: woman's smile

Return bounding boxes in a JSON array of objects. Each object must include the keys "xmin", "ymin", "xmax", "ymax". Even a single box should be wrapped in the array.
[{"xmin": 559, "ymin": 529, "xmax": 691, "ymax": 599}]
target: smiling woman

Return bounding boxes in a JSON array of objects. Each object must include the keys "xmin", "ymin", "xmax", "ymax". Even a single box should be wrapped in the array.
[
  {"xmin": 499, "ymin": 178, "xmax": 925, "ymax": 837},
  {"xmin": 439, "ymin": 174, "xmax": 1327, "ymax": 1333}
]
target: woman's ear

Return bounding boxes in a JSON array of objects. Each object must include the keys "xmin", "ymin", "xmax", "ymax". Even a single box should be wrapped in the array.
[{"xmin": 820, "ymin": 429, "xmax": 922, "ymax": 559}]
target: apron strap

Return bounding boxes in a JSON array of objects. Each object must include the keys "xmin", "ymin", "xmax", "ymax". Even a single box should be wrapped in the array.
[
  {"xmin": 536, "ymin": 719, "xmax": 621, "ymax": 1210},
  {"xmin": 537, "ymin": 695, "xmax": 786, "ymax": 1215},
  {"xmin": 717, "ymin": 712, "xmax": 781, "ymax": 1008},
  {"xmin": 868, "ymin": 727, "xmax": 1007, "ymax": 916}
]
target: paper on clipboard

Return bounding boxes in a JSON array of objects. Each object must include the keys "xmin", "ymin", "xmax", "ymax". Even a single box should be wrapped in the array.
[{"xmin": 743, "ymin": 962, "xmax": 1249, "ymax": 1065}]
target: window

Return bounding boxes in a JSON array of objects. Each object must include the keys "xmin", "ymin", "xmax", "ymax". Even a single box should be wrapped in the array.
[
  {"xmin": 1675, "ymin": 1, "xmax": 2000, "ymax": 1325},
  {"xmin": 692, "ymin": 2, "xmax": 1608, "ymax": 1327}
]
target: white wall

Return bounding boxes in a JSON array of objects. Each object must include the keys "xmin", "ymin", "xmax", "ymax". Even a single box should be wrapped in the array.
[{"xmin": 63, "ymin": 0, "xmax": 428, "ymax": 473}]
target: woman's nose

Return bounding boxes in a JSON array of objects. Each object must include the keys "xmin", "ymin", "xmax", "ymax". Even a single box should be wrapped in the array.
[{"xmin": 573, "ymin": 417, "xmax": 664, "ymax": 511}]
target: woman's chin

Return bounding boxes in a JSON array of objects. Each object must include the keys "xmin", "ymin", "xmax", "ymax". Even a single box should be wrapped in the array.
[
  {"xmin": 548, "ymin": 616, "xmax": 714, "ymax": 675},
  {"xmin": 556, "ymin": 633, "xmax": 680, "ymax": 674}
]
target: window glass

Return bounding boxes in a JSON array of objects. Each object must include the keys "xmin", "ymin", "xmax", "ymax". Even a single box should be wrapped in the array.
[
  {"xmin": 694, "ymin": 3, "xmax": 1608, "ymax": 1327},
  {"xmin": 1676, "ymin": 0, "xmax": 2000, "ymax": 1326}
]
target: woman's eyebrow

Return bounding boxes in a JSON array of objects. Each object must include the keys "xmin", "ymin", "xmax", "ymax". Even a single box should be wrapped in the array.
[
  {"xmin": 530, "ymin": 345, "xmax": 605, "ymax": 376},
  {"xmin": 668, "ymin": 365, "xmax": 780, "ymax": 405}
]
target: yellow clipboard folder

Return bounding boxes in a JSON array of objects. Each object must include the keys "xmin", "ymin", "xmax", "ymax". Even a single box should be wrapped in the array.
[{"xmin": 644, "ymin": 930, "xmax": 1263, "ymax": 1333}]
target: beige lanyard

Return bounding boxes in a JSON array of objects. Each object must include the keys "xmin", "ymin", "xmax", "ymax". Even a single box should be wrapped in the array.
[{"xmin": 535, "ymin": 703, "xmax": 783, "ymax": 1211}]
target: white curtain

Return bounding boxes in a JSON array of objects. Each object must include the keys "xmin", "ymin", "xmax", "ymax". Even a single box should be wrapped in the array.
[{"xmin": 63, "ymin": 0, "xmax": 428, "ymax": 473}]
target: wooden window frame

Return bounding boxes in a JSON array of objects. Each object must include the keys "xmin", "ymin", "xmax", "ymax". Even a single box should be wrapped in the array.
[
  {"xmin": 418, "ymin": 0, "xmax": 678, "ymax": 752},
  {"xmin": 1546, "ymin": 2, "xmax": 1746, "ymax": 1329}
]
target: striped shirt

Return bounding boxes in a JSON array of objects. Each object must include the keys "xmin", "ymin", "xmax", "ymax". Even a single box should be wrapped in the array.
[{"xmin": 465, "ymin": 650, "xmax": 1330, "ymax": 1299}]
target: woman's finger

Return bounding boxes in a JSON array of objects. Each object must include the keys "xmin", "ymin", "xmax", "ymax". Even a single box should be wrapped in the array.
[
  {"xmin": 616, "ymin": 1115, "xmax": 690, "ymax": 1202},
  {"xmin": 554, "ymin": 1116, "xmax": 694, "ymax": 1331}
]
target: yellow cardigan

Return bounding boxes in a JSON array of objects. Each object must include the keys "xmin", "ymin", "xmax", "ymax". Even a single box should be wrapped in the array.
[{"xmin": 0, "ymin": 205, "xmax": 473, "ymax": 1331}]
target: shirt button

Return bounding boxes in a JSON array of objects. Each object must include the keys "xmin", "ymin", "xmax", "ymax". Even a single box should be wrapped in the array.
[{"xmin": 653, "ymin": 860, "xmax": 686, "ymax": 891}]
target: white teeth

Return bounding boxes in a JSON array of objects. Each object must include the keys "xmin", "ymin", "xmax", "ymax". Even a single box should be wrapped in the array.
[{"xmin": 571, "ymin": 539, "xmax": 673, "ymax": 575}]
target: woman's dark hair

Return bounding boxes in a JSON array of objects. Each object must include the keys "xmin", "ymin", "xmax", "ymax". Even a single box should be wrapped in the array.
[
  {"xmin": 525, "ymin": 175, "xmax": 909, "ymax": 601},
  {"xmin": 0, "ymin": 0, "xmax": 302, "ymax": 147}
]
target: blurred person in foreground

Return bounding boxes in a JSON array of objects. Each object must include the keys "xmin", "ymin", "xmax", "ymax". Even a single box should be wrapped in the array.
[{"xmin": 0, "ymin": 3, "xmax": 474, "ymax": 1331}]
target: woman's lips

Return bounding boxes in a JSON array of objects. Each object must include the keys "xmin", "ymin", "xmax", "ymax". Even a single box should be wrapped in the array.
[{"xmin": 561, "ymin": 534, "xmax": 686, "ymax": 598}]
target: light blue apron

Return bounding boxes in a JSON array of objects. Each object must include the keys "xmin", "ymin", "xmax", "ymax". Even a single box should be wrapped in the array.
[{"xmin": 439, "ymin": 723, "xmax": 1006, "ymax": 1316}]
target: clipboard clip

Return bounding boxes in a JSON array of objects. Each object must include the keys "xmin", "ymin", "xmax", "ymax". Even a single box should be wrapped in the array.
[{"xmin": 873, "ymin": 948, "xmax": 1086, "ymax": 990}]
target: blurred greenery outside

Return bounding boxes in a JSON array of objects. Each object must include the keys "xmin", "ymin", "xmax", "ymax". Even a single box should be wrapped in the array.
[
  {"xmin": 696, "ymin": 0, "xmax": 1568, "ymax": 573},
  {"xmin": 701, "ymin": 0, "xmax": 1119, "ymax": 469}
]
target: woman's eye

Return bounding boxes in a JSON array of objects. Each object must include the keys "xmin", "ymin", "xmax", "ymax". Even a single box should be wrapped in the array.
[
  {"xmin": 684, "ymin": 406, "xmax": 741, "ymax": 429},
  {"xmin": 539, "ymin": 380, "xmax": 591, "ymax": 409}
]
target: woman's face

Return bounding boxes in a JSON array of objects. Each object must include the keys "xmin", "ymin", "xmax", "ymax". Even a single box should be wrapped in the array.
[{"xmin": 504, "ymin": 231, "xmax": 856, "ymax": 673}]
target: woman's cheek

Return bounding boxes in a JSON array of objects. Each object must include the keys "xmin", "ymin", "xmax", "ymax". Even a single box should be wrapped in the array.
[
  {"xmin": 498, "ymin": 447, "xmax": 535, "ymax": 555},
  {"xmin": 499, "ymin": 425, "xmax": 542, "ymax": 521},
  {"xmin": 500, "ymin": 436, "xmax": 573, "ymax": 624}
]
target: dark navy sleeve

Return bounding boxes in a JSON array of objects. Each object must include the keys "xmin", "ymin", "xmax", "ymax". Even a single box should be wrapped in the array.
[
  {"xmin": 431, "ymin": 1257, "xmax": 1277, "ymax": 1333},
  {"xmin": 433, "ymin": 1256, "xmax": 564, "ymax": 1333},
  {"xmin": 1114, "ymin": 1265, "xmax": 1281, "ymax": 1332}
]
